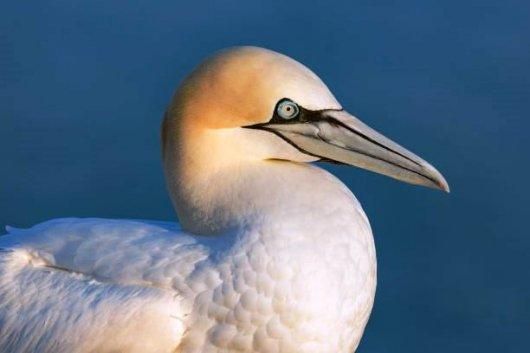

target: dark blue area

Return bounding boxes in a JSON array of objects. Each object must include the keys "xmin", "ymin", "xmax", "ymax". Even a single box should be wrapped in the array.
[{"xmin": 1, "ymin": 1, "xmax": 528, "ymax": 351}]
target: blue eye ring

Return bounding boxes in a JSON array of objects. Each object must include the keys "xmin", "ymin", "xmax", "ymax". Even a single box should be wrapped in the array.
[{"xmin": 277, "ymin": 100, "xmax": 300, "ymax": 120}]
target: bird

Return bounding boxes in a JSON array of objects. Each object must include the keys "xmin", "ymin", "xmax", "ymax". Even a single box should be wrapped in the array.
[{"xmin": 0, "ymin": 46, "xmax": 448, "ymax": 353}]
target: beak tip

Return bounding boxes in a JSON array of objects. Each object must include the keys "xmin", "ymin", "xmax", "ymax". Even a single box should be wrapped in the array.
[
  {"xmin": 426, "ymin": 165, "xmax": 450, "ymax": 193},
  {"xmin": 438, "ymin": 179, "xmax": 450, "ymax": 193}
]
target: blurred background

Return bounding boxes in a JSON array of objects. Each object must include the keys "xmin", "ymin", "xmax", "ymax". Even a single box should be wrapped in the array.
[{"xmin": 1, "ymin": 1, "xmax": 528, "ymax": 352}]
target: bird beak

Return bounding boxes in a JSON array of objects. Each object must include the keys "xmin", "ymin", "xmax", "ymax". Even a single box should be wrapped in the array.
[{"xmin": 250, "ymin": 109, "xmax": 449, "ymax": 192}]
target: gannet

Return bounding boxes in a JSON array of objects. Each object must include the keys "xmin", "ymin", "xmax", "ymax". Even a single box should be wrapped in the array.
[{"xmin": 0, "ymin": 47, "xmax": 448, "ymax": 353}]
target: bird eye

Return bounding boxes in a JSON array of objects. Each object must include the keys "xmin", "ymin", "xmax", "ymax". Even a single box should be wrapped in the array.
[{"xmin": 277, "ymin": 100, "xmax": 300, "ymax": 120}]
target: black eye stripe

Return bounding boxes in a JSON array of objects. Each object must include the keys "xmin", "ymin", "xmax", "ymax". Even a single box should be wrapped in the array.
[{"xmin": 270, "ymin": 98, "xmax": 343, "ymax": 124}]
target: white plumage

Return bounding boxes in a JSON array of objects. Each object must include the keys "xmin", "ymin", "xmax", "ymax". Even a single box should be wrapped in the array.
[{"xmin": 0, "ymin": 47, "xmax": 447, "ymax": 353}]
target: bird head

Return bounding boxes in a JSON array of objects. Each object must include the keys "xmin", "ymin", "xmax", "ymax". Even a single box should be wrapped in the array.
[{"xmin": 163, "ymin": 46, "xmax": 448, "ymax": 193}]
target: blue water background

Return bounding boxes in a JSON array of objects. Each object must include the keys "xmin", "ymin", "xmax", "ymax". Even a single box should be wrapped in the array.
[{"xmin": 1, "ymin": 1, "xmax": 529, "ymax": 351}]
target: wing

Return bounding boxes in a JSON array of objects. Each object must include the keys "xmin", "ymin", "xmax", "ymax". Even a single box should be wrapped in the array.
[{"xmin": 0, "ymin": 218, "xmax": 210, "ymax": 353}]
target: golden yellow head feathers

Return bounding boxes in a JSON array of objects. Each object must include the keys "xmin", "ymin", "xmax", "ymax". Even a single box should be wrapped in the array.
[{"xmin": 165, "ymin": 46, "xmax": 340, "ymax": 131}]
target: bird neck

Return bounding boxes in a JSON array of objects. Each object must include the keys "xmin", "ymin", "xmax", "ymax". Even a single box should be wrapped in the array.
[{"xmin": 163, "ymin": 128, "xmax": 359, "ymax": 235}]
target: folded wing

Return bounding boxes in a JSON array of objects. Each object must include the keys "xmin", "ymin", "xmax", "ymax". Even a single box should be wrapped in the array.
[{"xmin": 0, "ymin": 218, "xmax": 209, "ymax": 353}]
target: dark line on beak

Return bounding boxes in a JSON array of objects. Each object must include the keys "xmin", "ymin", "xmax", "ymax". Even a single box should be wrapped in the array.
[
  {"xmin": 249, "ymin": 126, "xmax": 331, "ymax": 161},
  {"xmin": 324, "ymin": 116, "xmax": 422, "ymax": 168},
  {"xmin": 246, "ymin": 125, "xmax": 440, "ymax": 187}
]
